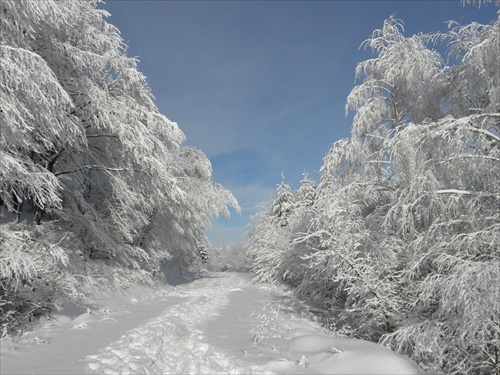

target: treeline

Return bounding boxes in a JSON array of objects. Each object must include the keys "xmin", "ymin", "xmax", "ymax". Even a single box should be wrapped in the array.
[
  {"xmin": 248, "ymin": 11, "xmax": 499, "ymax": 375},
  {"xmin": 0, "ymin": 0, "xmax": 238, "ymax": 335}
]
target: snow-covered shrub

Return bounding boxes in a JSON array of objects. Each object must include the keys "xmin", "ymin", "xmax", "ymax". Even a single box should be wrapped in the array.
[{"xmin": 0, "ymin": 223, "xmax": 79, "ymax": 337}]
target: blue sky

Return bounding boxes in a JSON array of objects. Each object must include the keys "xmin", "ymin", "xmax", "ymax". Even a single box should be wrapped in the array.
[{"xmin": 100, "ymin": 0, "xmax": 497, "ymax": 248}]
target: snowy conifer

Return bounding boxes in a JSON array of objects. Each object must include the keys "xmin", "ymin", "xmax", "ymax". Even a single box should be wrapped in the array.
[
  {"xmin": 271, "ymin": 173, "xmax": 294, "ymax": 227},
  {"xmin": 295, "ymin": 173, "xmax": 316, "ymax": 209}
]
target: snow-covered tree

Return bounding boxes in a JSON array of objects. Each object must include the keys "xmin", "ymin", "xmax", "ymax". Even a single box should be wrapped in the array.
[
  {"xmin": 247, "ymin": 204, "xmax": 293, "ymax": 284},
  {"xmin": 1, "ymin": 0, "xmax": 182, "ymax": 255},
  {"xmin": 248, "ymin": 7, "xmax": 499, "ymax": 374},
  {"xmin": 248, "ymin": 173, "xmax": 312, "ymax": 287},
  {"xmin": 271, "ymin": 173, "xmax": 294, "ymax": 227},
  {"xmin": 158, "ymin": 146, "xmax": 239, "ymax": 266},
  {"xmin": 1, "ymin": 0, "xmax": 239, "ymax": 332},
  {"xmin": 247, "ymin": 173, "xmax": 298, "ymax": 283},
  {"xmin": 380, "ymin": 114, "xmax": 500, "ymax": 374},
  {"xmin": 294, "ymin": 173, "xmax": 316, "ymax": 209},
  {"xmin": 347, "ymin": 16, "xmax": 445, "ymax": 131},
  {"xmin": 0, "ymin": 44, "xmax": 79, "ymax": 220},
  {"xmin": 344, "ymin": 16, "xmax": 448, "ymax": 183}
]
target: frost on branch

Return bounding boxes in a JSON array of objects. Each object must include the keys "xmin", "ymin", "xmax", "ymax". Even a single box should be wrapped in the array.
[{"xmin": 0, "ymin": 45, "xmax": 80, "ymax": 214}]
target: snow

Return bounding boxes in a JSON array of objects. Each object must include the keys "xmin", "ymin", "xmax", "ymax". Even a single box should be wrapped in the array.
[{"xmin": 1, "ymin": 272, "xmax": 424, "ymax": 374}]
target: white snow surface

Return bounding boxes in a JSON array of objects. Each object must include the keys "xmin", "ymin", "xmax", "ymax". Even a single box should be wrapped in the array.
[{"xmin": 1, "ymin": 272, "xmax": 424, "ymax": 374}]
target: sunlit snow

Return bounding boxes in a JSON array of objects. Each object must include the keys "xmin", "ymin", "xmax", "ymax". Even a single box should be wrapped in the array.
[{"xmin": 1, "ymin": 272, "xmax": 423, "ymax": 374}]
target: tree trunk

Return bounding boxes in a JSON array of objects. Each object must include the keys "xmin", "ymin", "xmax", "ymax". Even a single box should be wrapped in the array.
[{"xmin": 35, "ymin": 206, "xmax": 44, "ymax": 225}]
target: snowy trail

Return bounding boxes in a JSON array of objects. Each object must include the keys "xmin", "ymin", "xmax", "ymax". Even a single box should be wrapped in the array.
[
  {"xmin": 1, "ymin": 272, "xmax": 423, "ymax": 374},
  {"xmin": 86, "ymin": 273, "xmax": 265, "ymax": 374}
]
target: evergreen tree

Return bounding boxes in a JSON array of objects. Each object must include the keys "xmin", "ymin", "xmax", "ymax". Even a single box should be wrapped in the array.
[
  {"xmin": 295, "ymin": 173, "xmax": 316, "ymax": 209},
  {"xmin": 271, "ymin": 173, "xmax": 294, "ymax": 227}
]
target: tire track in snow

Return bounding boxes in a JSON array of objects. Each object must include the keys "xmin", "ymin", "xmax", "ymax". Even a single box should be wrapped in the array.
[{"xmin": 86, "ymin": 273, "xmax": 268, "ymax": 374}]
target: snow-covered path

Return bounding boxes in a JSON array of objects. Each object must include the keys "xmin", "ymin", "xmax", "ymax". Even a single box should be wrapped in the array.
[
  {"xmin": 1, "ymin": 272, "xmax": 423, "ymax": 374},
  {"xmin": 86, "ymin": 273, "xmax": 265, "ymax": 374}
]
